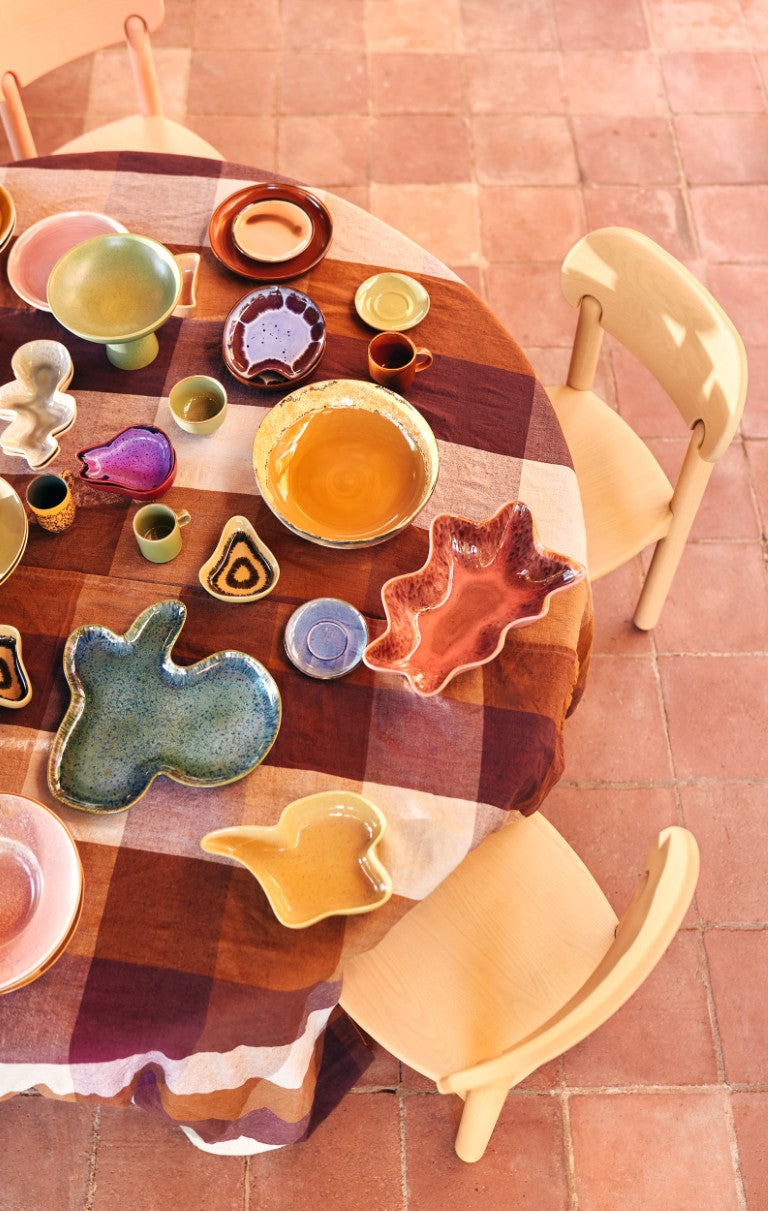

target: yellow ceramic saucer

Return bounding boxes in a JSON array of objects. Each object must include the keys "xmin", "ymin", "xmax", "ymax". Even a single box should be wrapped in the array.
[{"xmin": 354, "ymin": 272, "xmax": 430, "ymax": 332}]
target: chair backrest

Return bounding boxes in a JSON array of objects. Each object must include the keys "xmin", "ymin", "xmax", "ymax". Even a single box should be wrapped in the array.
[
  {"xmin": 1, "ymin": 0, "xmax": 166, "ymax": 159},
  {"xmin": 560, "ymin": 227, "xmax": 747, "ymax": 461},
  {"xmin": 439, "ymin": 825, "xmax": 699, "ymax": 1097},
  {"xmin": 0, "ymin": 0, "xmax": 164, "ymax": 87}
]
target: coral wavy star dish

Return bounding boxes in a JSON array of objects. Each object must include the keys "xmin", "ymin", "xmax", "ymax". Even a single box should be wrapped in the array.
[{"xmin": 363, "ymin": 501, "xmax": 586, "ymax": 697}]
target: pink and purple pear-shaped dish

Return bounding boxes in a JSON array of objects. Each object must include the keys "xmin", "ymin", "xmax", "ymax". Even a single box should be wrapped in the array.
[{"xmin": 76, "ymin": 425, "xmax": 177, "ymax": 501}]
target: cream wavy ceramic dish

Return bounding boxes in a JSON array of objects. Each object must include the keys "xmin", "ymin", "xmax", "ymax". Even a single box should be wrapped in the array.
[
  {"xmin": 0, "ymin": 340, "xmax": 76, "ymax": 470},
  {"xmin": 200, "ymin": 790, "xmax": 392, "ymax": 928}
]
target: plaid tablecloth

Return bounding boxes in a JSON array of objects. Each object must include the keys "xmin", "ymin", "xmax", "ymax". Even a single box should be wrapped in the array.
[{"xmin": 0, "ymin": 151, "xmax": 592, "ymax": 1153}]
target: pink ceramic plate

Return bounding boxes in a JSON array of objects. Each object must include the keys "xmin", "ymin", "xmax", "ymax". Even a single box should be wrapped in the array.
[
  {"xmin": 222, "ymin": 286, "xmax": 326, "ymax": 388},
  {"xmin": 363, "ymin": 501, "xmax": 586, "ymax": 697},
  {"xmin": 0, "ymin": 792, "xmax": 83, "ymax": 993},
  {"xmin": 7, "ymin": 210, "xmax": 128, "ymax": 311}
]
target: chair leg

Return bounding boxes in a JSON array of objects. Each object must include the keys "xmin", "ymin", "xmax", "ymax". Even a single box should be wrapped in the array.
[
  {"xmin": 454, "ymin": 1083, "xmax": 509, "ymax": 1163},
  {"xmin": 633, "ymin": 427, "xmax": 713, "ymax": 630}
]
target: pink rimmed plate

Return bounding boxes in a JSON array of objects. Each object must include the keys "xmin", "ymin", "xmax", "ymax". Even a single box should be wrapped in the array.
[
  {"xmin": 0, "ymin": 793, "xmax": 83, "ymax": 993},
  {"xmin": 363, "ymin": 501, "xmax": 586, "ymax": 697},
  {"xmin": 7, "ymin": 210, "xmax": 128, "ymax": 311}
]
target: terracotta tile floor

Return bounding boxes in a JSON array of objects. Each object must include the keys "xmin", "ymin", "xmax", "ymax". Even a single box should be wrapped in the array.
[{"xmin": 1, "ymin": 1, "xmax": 767, "ymax": 1207}]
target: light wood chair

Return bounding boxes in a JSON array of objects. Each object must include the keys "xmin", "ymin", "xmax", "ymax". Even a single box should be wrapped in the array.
[
  {"xmin": 340, "ymin": 814, "xmax": 699, "ymax": 1163},
  {"xmin": 544, "ymin": 227, "xmax": 748, "ymax": 630},
  {"xmin": 1, "ymin": 0, "xmax": 223, "ymax": 161}
]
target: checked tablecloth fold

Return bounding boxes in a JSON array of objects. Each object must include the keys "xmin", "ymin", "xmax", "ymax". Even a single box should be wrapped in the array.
[{"xmin": 0, "ymin": 151, "xmax": 592, "ymax": 1153}]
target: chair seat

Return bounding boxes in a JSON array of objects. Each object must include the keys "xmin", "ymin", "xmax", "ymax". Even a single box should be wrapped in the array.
[
  {"xmin": 55, "ymin": 114, "xmax": 223, "ymax": 159},
  {"xmin": 546, "ymin": 384, "xmax": 674, "ymax": 580},
  {"xmin": 340, "ymin": 814, "xmax": 618, "ymax": 1082}
]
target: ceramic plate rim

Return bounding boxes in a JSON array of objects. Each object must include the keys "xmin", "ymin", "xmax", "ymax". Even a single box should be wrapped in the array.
[
  {"xmin": 208, "ymin": 182, "xmax": 333, "ymax": 282},
  {"xmin": 0, "ymin": 477, "xmax": 28, "ymax": 586},
  {"xmin": 0, "ymin": 792, "xmax": 83, "ymax": 993},
  {"xmin": 354, "ymin": 272, "xmax": 431, "ymax": 332},
  {"xmin": 7, "ymin": 210, "xmax": 128, "ymax": 311},
  {"xmin": 0, "ymin": 185, "xmax": 16, "ymax": 250}
]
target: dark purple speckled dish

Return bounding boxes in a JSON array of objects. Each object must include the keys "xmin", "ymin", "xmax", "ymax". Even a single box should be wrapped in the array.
[
  {"xmin": 222, "ymin": 286, "xmax": 326, "ymax": 389},
  {"xmin": 76, "ymin": 425, "xmax": 177, "ymax": 501}
]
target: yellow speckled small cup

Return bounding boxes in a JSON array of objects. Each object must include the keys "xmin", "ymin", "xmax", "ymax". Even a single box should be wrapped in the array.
[{"xmin": 25, "ymin": 471, "xmax": 76, "ymax": 533}]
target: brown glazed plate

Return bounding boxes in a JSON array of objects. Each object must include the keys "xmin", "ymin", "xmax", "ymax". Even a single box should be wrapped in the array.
[{"xmin": 208, "ymin": 182, "xmax": 333, "ymax": 282}]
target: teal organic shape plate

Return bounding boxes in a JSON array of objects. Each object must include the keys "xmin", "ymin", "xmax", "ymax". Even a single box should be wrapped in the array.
[{"xmin": 48, "ymin": 599, "xmax": 282, "ymax": 813}]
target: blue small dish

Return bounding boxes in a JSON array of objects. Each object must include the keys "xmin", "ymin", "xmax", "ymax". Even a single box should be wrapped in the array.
[{"xmin": 284, "ymin": 598, "xmax": 368, "ymax": 680}]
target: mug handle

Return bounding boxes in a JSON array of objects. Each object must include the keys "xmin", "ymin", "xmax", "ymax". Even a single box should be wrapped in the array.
[
  {"xmin": 172, "ymin": 252, "xmax": 200, "ymax": 319},
  {"xmin": 414, "ymin": 348, "xmax": 433, "ymax": 372},
  {"xmin": 176, "ymin": 509, "xmax": 192, "ymax": 527}
]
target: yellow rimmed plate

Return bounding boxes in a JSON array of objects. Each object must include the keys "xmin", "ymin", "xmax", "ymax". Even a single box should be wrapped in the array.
[
  {"xmin": 354, "ymin": 272, "xmax": 430, "ymax": 332},
  {"xmin": 0, "ymin": 477, "xmax": 28, "ymax": 586}
]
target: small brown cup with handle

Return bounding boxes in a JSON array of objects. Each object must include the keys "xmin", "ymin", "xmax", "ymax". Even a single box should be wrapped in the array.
[{"xmin": 367, "ymin": 331, "xmax": 433, "ymax": 392}]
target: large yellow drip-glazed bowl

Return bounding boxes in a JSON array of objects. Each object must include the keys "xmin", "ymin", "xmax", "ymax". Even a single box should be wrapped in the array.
[{"xmin": 47, "ymin": 233, "xmax": 182, "ymax": 370}]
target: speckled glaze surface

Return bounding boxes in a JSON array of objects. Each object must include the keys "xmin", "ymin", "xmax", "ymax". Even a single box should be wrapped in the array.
[
  {"xmin": 363, "ymin": 501, "xmax": 586, "ymax": 696},
  {"xmin": 200, "ymin": 790, "xmax": 392, "ymax": 929},
  {"xmin": 6, "ymin": 210, "xmax": 127, "ymax": 311},
  {"xmin": 0, "ymin": 340, "xmax": 75, "ymax": 470},
  {"xmin": 198, "ymin": 515, "xmax": 280, "ymax": 602},
  {"xmin": 284, "ymin": 597, "xmax": 368, "ymax": 679},
  {"xmin": 208, "ymin": 182, "xmax": 332, "ymax": 282},
  {"xmin": 76, "ymin": 425, "xmax": 176, "ymax": 499},
  {"xmin": 252, "ymin": 378, "xmax": 439, "ymax": 549},
  {"xmin": 0, "ymin": 792, "xmax": 83, "ymax": 993},
  {"xmin": 0, "ymin": 625, "xmax": 32, "ymax": 709},
  {"xmin": 48, "ymin": 599, "xmax": 282, "ymax": 813},
  {"xmin": 222, "ymin": 287, "xmax": 326, "ymax": 388}
]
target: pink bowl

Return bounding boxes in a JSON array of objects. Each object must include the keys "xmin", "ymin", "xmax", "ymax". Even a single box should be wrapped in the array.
[{"xmin": 7, "ymin": 210, "xmax": 128, "ymax": 311}]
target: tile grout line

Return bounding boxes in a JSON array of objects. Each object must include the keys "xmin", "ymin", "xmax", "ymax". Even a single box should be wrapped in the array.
[
  {"xmin": 83, "ymin": 1105, "xmax": 100, "ymax": 1211},
  {"xmin": 398, "ymin": 1067, "xmax": 410, "ymax": 1211},
  {"xmin": 560, "ymin": 1090, "xmax": 580, "ymax": 1211}
]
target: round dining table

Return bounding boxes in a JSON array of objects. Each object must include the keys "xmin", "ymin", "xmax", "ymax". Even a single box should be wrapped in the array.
[{"xmin": 0, "ymin": 150, "xmax": 592, "ymax": 1154}]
